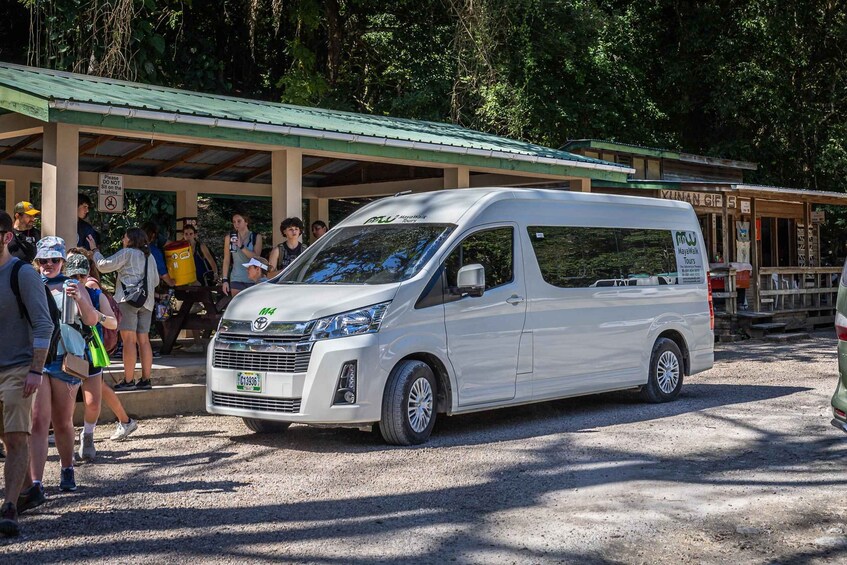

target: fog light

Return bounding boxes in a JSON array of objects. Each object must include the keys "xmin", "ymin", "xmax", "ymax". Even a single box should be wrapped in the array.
[{"xmin": 334, "ymin": 361, "xmax": 358, "ymax": 405}]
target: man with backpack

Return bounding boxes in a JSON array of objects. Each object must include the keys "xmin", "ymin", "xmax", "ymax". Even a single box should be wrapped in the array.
[
  {"xmin": 7, "ymin": 201, "xmax": 41, "ymax": 263},
  {"xmin": 0, "ymin": 211, "xmax": 54, "ymax": 537}
]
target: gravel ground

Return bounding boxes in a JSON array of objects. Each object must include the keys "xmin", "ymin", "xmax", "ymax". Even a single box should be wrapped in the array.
[{"xmin": 3, "ymin": 330, "xmax": 847, "ymax": 564}]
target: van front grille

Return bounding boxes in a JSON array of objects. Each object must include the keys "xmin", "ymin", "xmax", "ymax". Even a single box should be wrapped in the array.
[
  {"xmin": 212, "ymin": 392, "xmax": 301, "ymax": 413},
  {"xmin": 213, "ymin": 350, "xmax": 311, "ymax": 373}
]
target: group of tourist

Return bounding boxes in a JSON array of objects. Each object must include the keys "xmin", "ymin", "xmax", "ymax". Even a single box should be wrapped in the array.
[{"xmin": 0, "ymin": 196, "xmax": 328, "ymax": 536}]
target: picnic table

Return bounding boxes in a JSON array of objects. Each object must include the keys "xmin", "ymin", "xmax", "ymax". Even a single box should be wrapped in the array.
[{"xmin": 159, "ymin": 285, "xmax": 231, "ymax": 355}]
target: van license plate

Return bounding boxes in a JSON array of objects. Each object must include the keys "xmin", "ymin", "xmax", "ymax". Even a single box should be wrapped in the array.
[{"xmin": 236, "ymin": 371, "xmax": 262, "ymax": 393}]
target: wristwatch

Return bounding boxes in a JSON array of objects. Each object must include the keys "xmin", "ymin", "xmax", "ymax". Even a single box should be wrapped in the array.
[{"xmin": 98, "ymin": 313, "xmax": 107, "ymax": 324}]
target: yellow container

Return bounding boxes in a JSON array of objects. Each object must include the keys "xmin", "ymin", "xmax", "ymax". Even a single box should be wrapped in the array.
[{"xmin": 164, "ymin": 241, "xmax": 197, "ymax": 286}]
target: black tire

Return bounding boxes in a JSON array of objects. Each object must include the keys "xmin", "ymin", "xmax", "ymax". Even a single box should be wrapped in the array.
[
  {"xmin": 242, "ymin": 418, "xmax": 291, "ymax": 434},
  {"xmin": 641, "ymin": 338, "xmax": 684, "ymax": 403},
  {"xmin": 380, "ymin": 360, "xmax": 437, "ymax": 446}
]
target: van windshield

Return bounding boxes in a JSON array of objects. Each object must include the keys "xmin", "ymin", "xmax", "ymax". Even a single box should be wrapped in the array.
[{"xmin": 274, "ymin": 224, "xmax": 454, "ymax": 285}]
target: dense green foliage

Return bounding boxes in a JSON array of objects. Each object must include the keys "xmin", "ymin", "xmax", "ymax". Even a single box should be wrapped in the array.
[{"xmin": 4, "ymin": 0, "xmax": 847, "ymax": 194}]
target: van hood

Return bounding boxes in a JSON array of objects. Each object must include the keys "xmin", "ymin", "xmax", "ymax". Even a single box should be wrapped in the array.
[{"xmin": 223, "ymin": 283, "xmax": 399, "ymax": 323}]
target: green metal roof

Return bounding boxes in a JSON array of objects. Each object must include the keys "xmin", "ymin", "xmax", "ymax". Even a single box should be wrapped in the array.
[
  {"xmin": 562, "ymin": 139, "xmax": 756, "ymax": 171},
  {"xmin": 0, "ymin": 62, "xmax": 631, "ymax": 182}
]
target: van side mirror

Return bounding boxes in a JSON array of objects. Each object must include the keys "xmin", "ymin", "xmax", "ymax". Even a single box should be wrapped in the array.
[{"xmin": 456, "ymin": 264, "xmax": 485, "ymax": 297}]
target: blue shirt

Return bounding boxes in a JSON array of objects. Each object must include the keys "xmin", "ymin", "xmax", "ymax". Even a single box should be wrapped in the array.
[
  {"xmin": 150, "ymin": 245, "xmax": 168, "ymax": 277},
  {"xmin": 77, "ymin": 220, "xmax": 101, "ymax": 250}
]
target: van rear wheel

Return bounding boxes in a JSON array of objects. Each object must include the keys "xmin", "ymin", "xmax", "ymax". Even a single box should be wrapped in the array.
[
  {"xmin": 641, "ymin": 338, "xmax": 684, "ymax": 403},
  {"xmin": 380, "ymin": 360, "xmax": 437, "ymax": 446},
  {"xmin": 243, "ymin": 418, "xmax": 291, "ymax": 434}
]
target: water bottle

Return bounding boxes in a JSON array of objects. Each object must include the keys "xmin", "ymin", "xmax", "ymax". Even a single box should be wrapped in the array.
[
  {"xmin": 229, "ymin": 232, "xmax": 239, "ymax": 254},
  {"xmin": 62, "ymin": 280, "xmax": 77, "ymax": 325}
]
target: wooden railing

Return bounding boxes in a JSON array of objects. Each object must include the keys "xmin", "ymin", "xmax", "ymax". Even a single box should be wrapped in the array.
[
  {"xmin": 757, "ymin": 267, "xmax": 840, "ymax": 314},
  {"xmin": 710, "ymin": 267, "xmax": 738, "ymax": 316}
]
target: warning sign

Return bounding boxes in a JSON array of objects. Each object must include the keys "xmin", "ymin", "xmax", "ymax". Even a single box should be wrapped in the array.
[
  {"xmin": 98, "ymin": 173, "xmax": 124, "ymax": 213},
  {"xmin": 672, "ymin": 230, "xmax": 705, "ymax": 285}
]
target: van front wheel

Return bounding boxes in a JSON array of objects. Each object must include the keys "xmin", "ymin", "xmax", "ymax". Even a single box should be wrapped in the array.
[
  {"xmin": 641, "ymin": 338, "xmax": 684, "ymax": 403},
  {"xmin": 380, "ymin": 360, "xmax": 437, "ymax": 446},
  {"xmin": 243, "ymin": 418, "xmax": 291, "ymax": 434}
]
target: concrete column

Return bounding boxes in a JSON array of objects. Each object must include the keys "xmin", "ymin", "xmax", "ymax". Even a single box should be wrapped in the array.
[
  {"xmin": 271, "ymin": 149, "xmax": 303, "ymax": 246},
  {"xmin": 41, "ymin": 123, "xmax": 79, "ymax": 244},
  {"xmin": 4, "ymin": 176, "xmax": 32, "ymax": 215},
  {"xmin": 308, "ymin": 197, "xmax": 330, "ymax": 228},
  {"xmin": 569, "ymin": 178, "xmax": 591, "ymax": 192},
  {"xmin": 443, "ymin": 166, "xmax": 470, "ymax": 189},
  {"xmin": 176, "ymin": 188, "xmax": 199, "ymax": 225}
]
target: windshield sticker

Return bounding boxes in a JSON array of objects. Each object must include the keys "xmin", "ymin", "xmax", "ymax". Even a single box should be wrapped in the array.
[
  {"xmin": 258, "ymin": 307, "xmax": 276, "ymax": 316},
  {"xmin": 364, "ymin": 214, "xmax": 427, "ymax": 224},
  {"xmin": 672, "ymin": 230, "xmax": 705, "ymax": 284}
]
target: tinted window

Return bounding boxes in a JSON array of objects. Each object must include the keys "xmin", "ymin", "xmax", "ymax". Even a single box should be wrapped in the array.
[
  {"xmin": 445, "ymin": 227, "xmax": 513, "ymax": 291},
  {"xmin": 276, "ymin": 224, "xmax": 453, "ymax": 284},
  {"xmin": 527, "ymin": 226, "xmax": 679, "ymax": 288}
]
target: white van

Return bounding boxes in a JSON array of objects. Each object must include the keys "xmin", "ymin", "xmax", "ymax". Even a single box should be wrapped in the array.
[{"xmin": 206, "ymin": 188, "xmax": 714, "ymax": 445}]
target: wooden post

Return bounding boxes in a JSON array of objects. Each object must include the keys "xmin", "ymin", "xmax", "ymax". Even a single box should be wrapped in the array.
[
  {"xmin": 443, "ymin": 166, "xmax": 470, "ymax": 189},
  {"xmin": 271, "ymin": 149, "xmax": 303, "ymax": 247},
  {"xmin": 41, "ymin": 123, "xmax": 79, "ymax": 245},
  {"xmin": 176, "ymin": 188, "xmax": 199, "ymax": 231},
  {"xmin": 721, "ymin": 194, "xmax": 730, "ymax": 262},
  {"xmin": 569, "ymin": 178, "xmax": 591, "ymax": 192},
  {"xmin": 750, "ymin": 197, "xmax": 759, "ymax": 311}
]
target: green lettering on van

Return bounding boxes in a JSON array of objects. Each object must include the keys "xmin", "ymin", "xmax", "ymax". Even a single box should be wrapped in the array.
[
  {"xmin": 259, "ymin": 308, "xmax": 276, "ymax": 316},
  {"xmin": 364, "ymin": 215, "xmax": 398, "ymax": 224}
]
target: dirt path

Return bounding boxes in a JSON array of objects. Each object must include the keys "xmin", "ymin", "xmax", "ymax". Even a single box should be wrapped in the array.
[{"xmin": 3, "ymin": 331, "xmax": 846, "ymax": 564}]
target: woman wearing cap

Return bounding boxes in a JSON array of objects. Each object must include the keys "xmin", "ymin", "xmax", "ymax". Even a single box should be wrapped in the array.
[
  {"xmin": 88, "ymin": 228, "xmax": 159, "ymax": 391},
  {"xmin": 244, "ymin": 257, "xmax": 270, "ymax": 284},
  {"xmin": 29, "ymin": 237, "xmax": 99, "ymax": 493},
  {"xmin": 65, "ymin": 251, "xmax": 137, "ymax": 462}
]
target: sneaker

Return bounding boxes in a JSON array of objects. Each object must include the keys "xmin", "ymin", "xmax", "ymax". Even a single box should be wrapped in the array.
[
  {"xmin": 0, "ymin": 502, "xmax": 19, "ymax": 537},
  {"xmin": 77, "ymin": 430, "xmax": 96, "ymax": 462},
  {"xmin": 152, "ymin": 348, "xmax": 162, "ymax": 359},
  {"xmin": 113, "ymin": 380, "xmax": 136, "ymax": 391},
  {"xmin": 17, "ymin": 483, "xmax": 46, "ymax": 514},
  {"xmin": 59, "ymin": 467, "xmax": 77, "ymax": 492},
  {"xmin": 135, "ymin": 379, "xmax": 152, "ymax": 390},
  {"xmin": 110, "ymin": 418, "xmax": 138, "ymax": 441}
]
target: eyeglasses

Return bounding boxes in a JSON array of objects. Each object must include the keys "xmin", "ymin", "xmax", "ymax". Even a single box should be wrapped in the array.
[{"xmin": 37, "ymin": 258, "xmax": 62, "ymax": 265}]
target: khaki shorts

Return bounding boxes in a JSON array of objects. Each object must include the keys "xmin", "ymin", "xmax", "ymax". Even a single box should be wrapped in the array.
[
  {"xmin": 118, "ymin": 302, "xmax": 153, "ymax": 333},
  {"xmin": 0, "ymin": 364, "xmax": 35, "ymax": 434}
]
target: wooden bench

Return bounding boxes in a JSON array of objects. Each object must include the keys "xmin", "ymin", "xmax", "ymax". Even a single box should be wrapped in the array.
[{"xmin": 159, "ymin": 285, "xmax": 231, "ymax": 355}]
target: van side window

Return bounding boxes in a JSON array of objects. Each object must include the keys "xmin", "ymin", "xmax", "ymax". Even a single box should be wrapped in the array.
[
  {"xmin": 445, "ymin": 227, "xmax": 514, "ymax": 291},
  {"xmin": 527, "ymin": 226, "xmax": 679, "ymax": 288}
]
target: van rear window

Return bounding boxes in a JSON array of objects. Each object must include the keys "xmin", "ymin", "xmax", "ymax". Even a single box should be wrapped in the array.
[
  {"xmin": 527, "ymin": 226, "xmax": 703, "ymax": 288},
  {"xmin": 275, "ymin": 224, "xmax": 454, "ymax": 284}
]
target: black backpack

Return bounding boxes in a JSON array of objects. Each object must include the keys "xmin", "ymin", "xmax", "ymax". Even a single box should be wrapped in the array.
[{"xmin": 10, "ymin": 260, "xmax": 62, "ymax": 363}]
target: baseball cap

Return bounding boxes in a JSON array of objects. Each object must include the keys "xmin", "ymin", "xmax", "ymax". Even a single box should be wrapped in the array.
[
  {"xmin": 65, "ymin": 253, "xmax": 90, "ymax": 276},
  {"xmin": 243, "ymin": 257, "xmax": 268, "ymax": 271},
  {"xmin": 35, "ymin": 236, "xmax": 66, "ymax": 260},
  {"xmin": 14, "ymin": 201, "xmax": 40, "ymax": 216}
]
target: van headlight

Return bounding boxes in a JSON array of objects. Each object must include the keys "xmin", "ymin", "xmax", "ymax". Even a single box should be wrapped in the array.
[{"xmin": 309, "ymin": 302, "xmax": 390, "ymax": 341}]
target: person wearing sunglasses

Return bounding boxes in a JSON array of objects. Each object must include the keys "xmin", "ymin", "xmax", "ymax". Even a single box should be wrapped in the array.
[
  {"xmin": 29, "ymin": 237, "xmax": 100, "ymax": 494},
  {"xmin": 310, "ymin": 220, "xmax": 328, "ymax": 241}
]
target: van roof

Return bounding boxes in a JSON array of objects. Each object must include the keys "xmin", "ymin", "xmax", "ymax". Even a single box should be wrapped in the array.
[{"xmin": 341, "ymin": 187, "xmax": 693, "ymax": 226}]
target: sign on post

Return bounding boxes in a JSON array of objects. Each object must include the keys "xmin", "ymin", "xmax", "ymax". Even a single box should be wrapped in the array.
[{"xmin": 98, "ymin": 173, "xmax": 124, "ymax": 213}]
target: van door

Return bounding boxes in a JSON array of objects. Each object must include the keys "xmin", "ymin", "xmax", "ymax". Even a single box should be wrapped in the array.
[{"xmin": 443, "ymin": 225, "xmax": 527, "ymax": 406}]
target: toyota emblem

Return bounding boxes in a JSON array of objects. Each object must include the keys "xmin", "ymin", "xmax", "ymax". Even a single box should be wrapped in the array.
[{"xmin": 252, "ymin": 316, "xmax": 270, "ymax": 332}]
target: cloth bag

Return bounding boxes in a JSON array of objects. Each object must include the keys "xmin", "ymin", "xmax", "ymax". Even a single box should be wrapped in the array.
[
  {"xmin": 88, "ymin": 328, "xmax": 110, "ymax": 368},
  {"xmin": 121, "ymin": 255, "xmax": 150, "ymax": 308}
]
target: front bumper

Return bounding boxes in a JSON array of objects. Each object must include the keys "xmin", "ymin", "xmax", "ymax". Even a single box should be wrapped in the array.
[{"xmin": 206, "ymin": 333, "xmax": 384, "ymax": 424}]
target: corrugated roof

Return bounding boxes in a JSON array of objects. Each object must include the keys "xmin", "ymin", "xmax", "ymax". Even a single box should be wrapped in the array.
[
  {"xmin": 563, "ymin": 139, "xmax": 757, "ymax": 171},
  {"xmin": 0, "ymin": 62, "xmax": 631, "ymax": 180}
]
